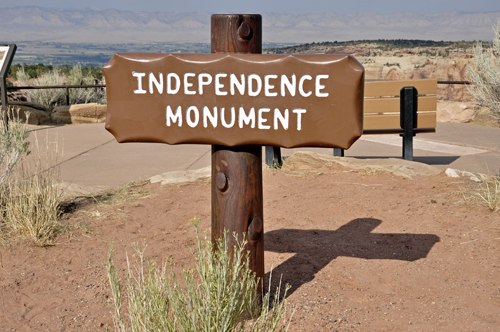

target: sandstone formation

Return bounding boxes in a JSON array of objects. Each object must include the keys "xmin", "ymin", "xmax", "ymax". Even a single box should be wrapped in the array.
[
  {"xmin": 362, "ymin": 57, "xmax": 472, "ymax": 101},
  {"xmin": 437, "ymin": 101, "xmax": 477, "ymax": 123},
  {"xmin": 50, "ymin": 103, "xmax": 107, "ymax": 124},
  {"xmin": 4, "ymin": 101, "xmax": 50, "ymax": 125}
]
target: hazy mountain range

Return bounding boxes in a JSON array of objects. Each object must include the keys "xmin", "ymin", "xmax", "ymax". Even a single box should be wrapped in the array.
[{"xmin": 1, "ymin": 6, "xmax": 500, "ymax": 44}]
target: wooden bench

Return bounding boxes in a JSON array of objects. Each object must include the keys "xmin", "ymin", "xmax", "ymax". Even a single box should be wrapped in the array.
[{"xmin": 265, "ymin": 79, "xmax": 438, "ymax": 166}]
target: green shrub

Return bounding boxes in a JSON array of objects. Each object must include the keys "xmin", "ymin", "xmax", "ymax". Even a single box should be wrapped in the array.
[
  {"xmin": 108, "ymin": 220, "xmax": 293, "ymax": 332},
  {"xmin": 467, "ymin": 23, "xmax": 500, "ymax": 123}
]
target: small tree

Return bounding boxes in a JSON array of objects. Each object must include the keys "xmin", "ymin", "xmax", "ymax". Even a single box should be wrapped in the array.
[{"xmin": 467, "ymin": 23, "xmax": 500, "ymax": 123}]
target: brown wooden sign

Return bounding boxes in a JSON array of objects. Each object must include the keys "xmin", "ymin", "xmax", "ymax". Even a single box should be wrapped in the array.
[{"xmin": 104, "ymin": 53, "xmax": 364, "ymax": 149}]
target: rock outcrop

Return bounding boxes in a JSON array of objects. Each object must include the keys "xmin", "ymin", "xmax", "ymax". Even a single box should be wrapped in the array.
[
  {"xmin": 363, "ymin": 57, "xmax": 472, "ymax": 102},
  {"xmin": 4, "ymin": 101, "xmax": 50, "ymax": 125},
  {"xmin": 437, "ymin": 101, "xmax": 477, "ymax": 123},
  {"xmin": 50, "ymin": 103, "xmax": 107, "ymax": 124}
]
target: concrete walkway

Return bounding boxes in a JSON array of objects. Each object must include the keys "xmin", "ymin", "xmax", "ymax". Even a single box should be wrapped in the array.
[{"xmin": 27, "ymin": 122, "xmax": 500, "ymax": 188}]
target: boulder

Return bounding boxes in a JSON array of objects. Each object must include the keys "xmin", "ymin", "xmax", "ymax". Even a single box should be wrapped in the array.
[
  {"xmin": 50, "ymin": 103, "xmax": 107, "ymax": 124},
  {"xmin": 5, "ymin": 102, "xmax": 50, "ymax": 125},
  {"xmin": 437, "ymin": 101, "xmax": 476, "ymax": 123},
  {"xmin": 281, "ymin": 151, "xmax": 442, "ymax": 179},
  {"xmin": 8, "ymin": 101, "xmax": 47, "ymax": 112}
]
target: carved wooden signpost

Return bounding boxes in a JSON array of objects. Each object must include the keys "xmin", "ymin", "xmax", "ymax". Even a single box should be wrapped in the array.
[{"xmin": 104, "ymin": 14, "xmax": 364, "ymax": 298}]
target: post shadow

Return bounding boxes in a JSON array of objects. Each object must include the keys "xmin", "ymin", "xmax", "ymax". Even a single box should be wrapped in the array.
[{"xmin": 264, "ymin": 218, "xmax": 440, "ymax": 298}]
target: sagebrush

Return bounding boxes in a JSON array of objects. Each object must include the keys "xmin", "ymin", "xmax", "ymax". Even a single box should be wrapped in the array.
[
  {"xmin": 467, "ymin": 23, "xmax": 500, "ymax": 123},
  {"xmin": 15, "ymin": 65, "xmax": 106, "ymax": 111},
  {"xmin": 0, "ymin": 111, "xmax": 63, "ymax": 246},
  {"xmin": 108, "ymin": 220, "xmax": 293, "ymax": 332}
]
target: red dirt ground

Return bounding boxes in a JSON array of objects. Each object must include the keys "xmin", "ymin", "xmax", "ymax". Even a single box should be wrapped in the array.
[{"xmin": 1, "ymin": 166, "xmax": 499, "ymax": 331}]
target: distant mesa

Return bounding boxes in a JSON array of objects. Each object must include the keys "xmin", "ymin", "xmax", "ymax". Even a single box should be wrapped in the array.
[{"xmin": 0, "ymin": 6, "xmax": 499, "ymax": 43}]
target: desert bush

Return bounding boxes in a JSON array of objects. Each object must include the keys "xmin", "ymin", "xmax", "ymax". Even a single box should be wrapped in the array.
[
  {"xmin": 66, "ymin": 64, "xmax": 107, "ymax": 105},
  {"xmin": 467, "ymin": 23, "xmax": 500, "ymax": 123},
  {"xmin": 15, "ymin": 67, "xmax": 66, "ymax": 111},
  {"xmin": 0, "ymin": 111, "xmax": 64, "ymax": 246},
  {"xmin": 15, "ymin": 65, "xmax": 106, "ymax": 111},
  {"xmin": 108, "ymin": 220, "xmax": 293, "ymax": 332}
]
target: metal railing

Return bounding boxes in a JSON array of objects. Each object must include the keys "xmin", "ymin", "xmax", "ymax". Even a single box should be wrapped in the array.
[
  {"xmin": 2, "ymin": 81, "xmax": 470, "ymax": 106},
  {"xmin": 437, "ymin": 80, "xmax": 471, "ymax": 85},
  {"xmin": 5, "ymin": 84, "xmax": 106, "ymax": 106}
]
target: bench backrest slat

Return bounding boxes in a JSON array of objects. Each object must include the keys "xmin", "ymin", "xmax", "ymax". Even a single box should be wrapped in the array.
[
  {"xmin": 364, "ymin": 112, "xmax": 437, "ymax": 130},
  {"xmin": 363, "ymin": 79, "xmax": 437, "ymax": 132},
  {"xmin": 364, "ymin": 79, "xmax": 437, "ymax": 97},
  {"xmin": 364, "ymin": 96, "xmax": 437, "ymax": 114}
]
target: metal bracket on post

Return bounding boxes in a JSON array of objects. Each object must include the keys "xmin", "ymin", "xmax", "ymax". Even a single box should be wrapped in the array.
[
  {"xmin": 265, "ymin": 146, "xmax": 282, "ymax": 168},
  {"xmin": 400, "ymin": 86, "xmax": 418, "ymax": 161}
]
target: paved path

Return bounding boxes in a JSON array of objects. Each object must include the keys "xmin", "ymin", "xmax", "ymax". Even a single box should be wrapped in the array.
[{"xmin": 27, "ymin": 122, "xmax": 500, "ymax": 188}]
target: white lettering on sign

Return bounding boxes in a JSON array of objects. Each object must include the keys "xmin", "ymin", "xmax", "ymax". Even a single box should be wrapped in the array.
[
  {"xmin": 264, "ymin": 75, "xmax": 278, "ymax": 97},
  {"xmin": 134, "ymin": 71, "xmax": 327, "ymax": 132},
  {"xmin": 198, "ymin": 73, "xmax": 212, "ymax": 95},
  {"xmin": 165, "ymin": 105, "xmax": 306, "ymax": 131},
  {"xmin": 239, "ymin": 107, "xmax": 256, "ymax": 128},
  {"xmin": 281, "ymin": 74, "xmax": 296, "ymax": 97},
  {"xmin": 230, "ymin": 74, "xmax": 245, "ymax": 95},
  {"xmin": 215, "ymin": 73, "xmax": 228, "ymax": 96},
  {"xmin": 133, "ymin": 72, "xmax": 329, "ymax": 98},
  {"xmin": 149, "ymin": 72, "xmax": 163, "ymax": 94},
  {"xmin": 248, "ymin": 74, "xmax": 262, "ymax": 97},
  {"xmin": 274, "ymin": 108, "xmax": 289, "ymax": 130},
  {"xmin": 184, "ymin": 73, "xmax": 196, "ymax": 95},
  {"xmin": 203, "ymin": 106, "xmax": 218, "ymax": 128},
  {"xmin": 132, "ymin": 72, "xmax": 147, "ymax": 94},
  {"xmin": 298, "ymin": 75, "xmax": 312, "ymax": 97},
  {"xmin": 315, "ymin": 75, "xmax": 329, "ymax": 97},
  {"xmin": 166, "ymin": 105, "xmax": 182, "ymax": 127},
  {"xmin": 167, "ymin": 73, "xmax": 180, "ymax": 94}
]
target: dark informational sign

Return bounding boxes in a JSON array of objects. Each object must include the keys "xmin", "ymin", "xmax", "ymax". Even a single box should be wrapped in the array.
[{"xmin": 104, "ymin": 53, "xmax": 364, "ymax": 149}]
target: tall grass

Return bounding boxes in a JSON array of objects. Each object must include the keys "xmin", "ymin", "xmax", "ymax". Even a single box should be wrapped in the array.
[
  {"xmin": 15, "ymin": 65, "xmax": 106, "ymax": 111},
  {"xmin": 108, "ymin": 219, "xmax": 293, "ymax": 332},
  {"xmin": 467, "ymin": 23, "xmax": 500, "ymax": 124},
  {"xmin": 0, "ymin": 107, "xmax": 30, "ymax": 187},
  {"xmin": 0, "ymin": 109, "xmax": 63, "ymax": 246}
]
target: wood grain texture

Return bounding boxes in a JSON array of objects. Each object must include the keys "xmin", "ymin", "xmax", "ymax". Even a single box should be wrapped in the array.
[
  {"xmin": 364, "ymin": 96, "xmax": 437, "ymax": 114},
  {"xmin": 364, "ymin": 79, "xmax": 437, "ymax": 97},
  {"xmin": 364, "ymin": 112, "xmax": 437, "ymax": 130},
  {"xmin": 211, "ymin": 14, "xmax": 262, "ymax": 54},
  {"xmin": 210, "ymin": 14, "xmax": 264, "ymax": 297}
]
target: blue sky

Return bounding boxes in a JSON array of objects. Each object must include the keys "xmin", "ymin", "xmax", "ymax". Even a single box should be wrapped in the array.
[{"xmin": 2, "ymin": 0, "xmax": 500, "ymax": 15}]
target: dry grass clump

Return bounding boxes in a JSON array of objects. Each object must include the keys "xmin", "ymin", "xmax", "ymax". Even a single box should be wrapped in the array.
[
  {"xmin": 0, "ymin": 110, "xmax": 64, "ymax": 246},
  {"xmin": 463, "ymin": 176, "xmax": 500, "ymax": 212},
  {"xmin": 1, "ymin": 164, "xmax": 63, "ymax": 246},
  {"xmin": 108, "ymin": 219, "xmax": 293, "ymax": 332},
  {"xmin": 473, "ymin": 176, "xmax": 500, "ymax": 212},
  {"xmin": 467, "ymin": 23, "xmax": 500, "ymax": 124}
]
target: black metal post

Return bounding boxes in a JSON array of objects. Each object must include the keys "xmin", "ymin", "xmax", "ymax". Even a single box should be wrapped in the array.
[
  {"xmin": 333, "ymin": 148, "xmax": 344, "ymax": 157},
  {"xmin": 265, "ymin": 146, "xmax": 282, "ymax": 168},
  {"xmin": 400, "ymin": 87, "xmax": 418, "ymax": 161},
  {"xmin": 65, "ymin": 87, "xmax": 70, "ymax": 106}
]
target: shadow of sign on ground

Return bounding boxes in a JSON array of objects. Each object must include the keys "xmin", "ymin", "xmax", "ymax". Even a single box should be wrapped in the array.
[{"xmin": 264, "ymin": 218, "xmax": 440, "ymax": 298}]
